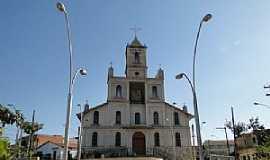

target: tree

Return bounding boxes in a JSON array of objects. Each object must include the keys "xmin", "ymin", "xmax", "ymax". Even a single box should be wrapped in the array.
[
  {"xmin": 21, "ymin": 121, "xmax": 43, "ymax": 157},
  {"xmin": 247, "ymin": 117, "xmax": 265, "ymax": 131},
  {"xmin": 0, "ymin": 104, "xmax": 16, "ymax": 127},
  {"xmin": 225, "ymin": 121, "xmax": 247, "ymax": 137},
  {"xmin": 22, "ymin": 121, "xmax": 43, "ymax": 135},
  {"xmin": 0, "ymin": 138, "xmax": 12, "ymax": 160},
  {"xmin": 0, "ymin": 104, "xmax": 44, "ymax": 158},
  {"xmin": 256, "ymin": 131, "xmax": 270, "ymax": 159}
]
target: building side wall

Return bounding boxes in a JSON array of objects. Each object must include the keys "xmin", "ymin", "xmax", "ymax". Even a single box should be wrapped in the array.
[{"xmin": 36, "ymin": 143, "xmax": 62, "ymax": 159}]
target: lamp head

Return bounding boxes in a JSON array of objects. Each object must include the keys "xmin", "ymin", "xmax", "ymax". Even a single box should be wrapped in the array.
[
  {"xmin": 253, "ymin": 102, "xmax": 259, "ymax": 105},
  {"xmin": 79, "ymin": 69, "xmax": 87, "ymax": 76},
  {"xmin": 175, "ymin": 73, "xmax": 185, "ymax": 79},
  {"xmin": 56, "ymin": 2, "xmax": 66, "ymax": 13},
  {"xmin": 216, "ymin": 127, "xmax": 225, "ymax": 129},
  {"xmin": 203, "ymin": 14, "xmax": 212, "ymax": 22}
]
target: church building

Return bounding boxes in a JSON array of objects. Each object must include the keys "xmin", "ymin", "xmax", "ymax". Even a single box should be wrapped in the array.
[{"xmin": 79, "ymin": 36, "xmax": 194, "ymax": 160}]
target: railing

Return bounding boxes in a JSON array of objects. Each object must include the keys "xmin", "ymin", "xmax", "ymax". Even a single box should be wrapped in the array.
[
  {"xmin": 82, "ymin": 146, "xmax": 195, "ymax": 160},
  {"xmin": 82, "ymin": 146, "xmax": 128, "ymax": 158}
]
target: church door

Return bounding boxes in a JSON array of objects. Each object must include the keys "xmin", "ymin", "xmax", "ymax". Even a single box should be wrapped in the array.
[{"xmin": 132, "ymin": 132, "xmax": 146, "ymax": 155}]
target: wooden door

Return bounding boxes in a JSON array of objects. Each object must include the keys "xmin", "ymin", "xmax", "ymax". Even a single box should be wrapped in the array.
[{"xmin": 132, "ymin": 132, "xmax": 146, "ymax": 155}]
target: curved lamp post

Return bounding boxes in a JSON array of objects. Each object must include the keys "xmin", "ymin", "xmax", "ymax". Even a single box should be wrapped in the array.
[
  {"xmin": 56, "ymin": 2, "xmax": 87, "ymax": 160},
  {"xmin": 175, "ymin": 72, "xmax": 203, "ymax": 159},
  {"xmin": 192, "ymin": 13, "xmax": 212, "ymax": 90},
  {"xmin": 180, "ymin": 13, "xmax": 211, "ymax": 160},
  {"xmin": 175, "ymin": 73, "xmax": 203, "ymax": 160}
]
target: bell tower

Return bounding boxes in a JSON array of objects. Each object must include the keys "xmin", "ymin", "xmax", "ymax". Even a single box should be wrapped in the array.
[{"xmin": 125, "ymin": 36, "xmax": 147, "ymax": 79}]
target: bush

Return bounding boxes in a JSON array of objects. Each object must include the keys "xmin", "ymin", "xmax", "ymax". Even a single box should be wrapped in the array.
[{"xmin": 0, "ymin": 138, "xmax": 10, "ymax": 160}]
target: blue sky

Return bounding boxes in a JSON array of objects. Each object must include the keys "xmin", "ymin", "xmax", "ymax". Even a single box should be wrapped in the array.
[{"xmin": 1, "ymin": 0, "xmax": 270, "ymax": 142}]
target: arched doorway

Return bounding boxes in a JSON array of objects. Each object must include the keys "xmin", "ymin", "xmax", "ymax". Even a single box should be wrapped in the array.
[{"xmin": 132, "ymin": 132, "xmax": 146, "ymax": 155}]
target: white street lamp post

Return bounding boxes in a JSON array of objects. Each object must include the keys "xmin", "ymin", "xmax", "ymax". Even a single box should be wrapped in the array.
[
  {"xmin": 56, "ymin": 2, "xmax": 87, "ymax": 160},
  {"xmin": 177, "ymin": 13, "xmax": 212, "ymax": 160}
]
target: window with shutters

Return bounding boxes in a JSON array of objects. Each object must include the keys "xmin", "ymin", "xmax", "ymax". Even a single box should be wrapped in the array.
[
  {"xmin": 152, "ymin": 86, "xmax": 158, "ymax": 97},
  {"xmin": 115, "ymin": 132, "xmax": 121, "ymax": 146},
  {"xmin": 174, "ymin": 112, "xmax": 180, "ymax": 125},
  {"xmin": 175, "ymin": 132, "xmax": 181, "ymax": 147},
  {"xmin": 154, "ymin": 132, "xmax": 160, "ymax": 146},
  {"xmin": 116, "ymin": 85, "xmax": 122, "ymax": 97},
  {"xmin": 135, "ymin": 112, "xmax": 141, "ymax": 124},
  {"xmin": 153, "ymin": 112, "xmax": 159, "ymax": 125},
  {"xmin": 92, "ymin": 132, "xmax": 98, "ymax": 147},
  {"xmin": 93, "ymin": 111, "xmax": 99, "ymax": 125},
  {"xmin": 116, "ymin": 111, "xmax": 121, "ymax": 124}
]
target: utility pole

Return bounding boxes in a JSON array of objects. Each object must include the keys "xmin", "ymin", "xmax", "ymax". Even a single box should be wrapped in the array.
[
  {"xmin": 18, "ymin": 128, "xmax": 23, "ymax": 158},
  {"xmin": 77, "ymin": 104, "xmax": 83, "ymax": 160},
  {"xmin": 192, "ymin": 124, "xmax": 196, "ymax": 146},
  {"xmin": 231, "ymin": 107, "xmax": 238, "ymax": 160},
  {"xmin": 77, "ymin": 126, "xmax": 80, "ymax": 160},
  {"xmin": 224, "ymin": 127, "xmax": 230, "ymax": 156},
  {"xmin": 28, "ymin": 110, "xmax": 35, "ymax": 158},
  {"xmin": 191, "ymin": 124, "xmax": 196, "ymax": 160}
]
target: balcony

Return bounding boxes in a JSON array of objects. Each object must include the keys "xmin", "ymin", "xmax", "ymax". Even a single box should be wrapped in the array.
[{"xmin": 122, "ymin": 124, "xmax": 154, "ymax": 129}]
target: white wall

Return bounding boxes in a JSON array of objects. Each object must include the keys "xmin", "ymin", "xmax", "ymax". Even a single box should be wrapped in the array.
[
  {"xmin": 37, "ymin": 143, "xmax": 63, "ymax": 160},
  {"xmin": 37, "ymin": 142, "xmax": 77, "ymax": 159}
]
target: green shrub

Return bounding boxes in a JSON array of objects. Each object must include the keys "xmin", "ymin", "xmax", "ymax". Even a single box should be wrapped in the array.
[{"xmin": 0, "ymin": 138, "xmax": 10, "ymax": 160}]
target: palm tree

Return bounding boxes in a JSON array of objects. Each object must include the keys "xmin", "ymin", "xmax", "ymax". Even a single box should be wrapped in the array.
[{"xmin": 0, "ymin": 104, "xmax": 16, "ymax": 127}]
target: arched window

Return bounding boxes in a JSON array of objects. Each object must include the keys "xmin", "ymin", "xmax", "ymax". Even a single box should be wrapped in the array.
[
  {"xmin": 116, "ymin": 85, "xmax": 122, "ymax": 97},
  {"xmin": 115, "ymin": 132, "xmax": 121, "ymax": 146},
  {"xmin": 93, "ymin": 111, "xmax": 99, "ymax": 125},
  {"xmin": 134, "ymin": 52, "xmax": 140, "ymax": 64},
  {"xmin": 174, "ymin": 112, "xmax": 179, "ymax": 125},
  {"xmin": 116, "ymin": 111, "xmax": 121, "ymax": 124},
  {"xmin": 175, "ymin": 132, "xmax": 181, "ymax": 147},
  {"xmin": 135, "ymin": 112, "xmax": 140, "ymax": 124},
  {"xmin": 154, "ymin": 132, "xmax": 160, "ymax": 147},
  {"xmin": 152, "ymin": 86, "xmax": 158, "ymax": 97},
  {"xmin": 153, "ymin": 112, "xmax": 159, "ymax": 125},
  {"xmin": 92, "ymin": 132, "xmax": 98, "ymax": 147}
]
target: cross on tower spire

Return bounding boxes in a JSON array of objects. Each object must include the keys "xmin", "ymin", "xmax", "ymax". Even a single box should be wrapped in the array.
[
  {"xmin": 130, "ymin": 25, "xmax": 142, "ymax": 38},
  {"xmin": 109, "ymin": 61, "xmax": 113, "ymax": 68}
]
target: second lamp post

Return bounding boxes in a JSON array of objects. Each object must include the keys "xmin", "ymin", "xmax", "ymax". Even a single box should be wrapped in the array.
[{"xmin": 176, "ymin": 14, "xmax": 212, "ymax": 160}]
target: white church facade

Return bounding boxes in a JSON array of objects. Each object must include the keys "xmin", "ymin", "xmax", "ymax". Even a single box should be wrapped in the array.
[{"xmin": 79, "ymin": 36, "xmax": 194, "ymax": 160}]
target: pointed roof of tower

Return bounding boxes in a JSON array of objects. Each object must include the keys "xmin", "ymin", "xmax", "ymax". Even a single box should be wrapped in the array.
[
  {"xmin": 128, "ymin": 36, "xmax": 147, "ymax": 48},
  {"xmin": 131, "ymin": 36, "xmax": 142, "ymax": 46}
]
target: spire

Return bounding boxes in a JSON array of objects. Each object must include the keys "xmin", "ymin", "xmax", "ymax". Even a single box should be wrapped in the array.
[
  {"xmin": 182, "ymin": 103, "xmax": 188, "ymax": 112},
  {"xmin": 156, "ymin": 65, "xmax": 164, "ymax": 79},
  {"xmin": 84, "ymin": 100, "xmax": 90, "ymax": 111},
  {"xmin": 108, "ymin": 62, "xmax": 114, "ymax": 82},
  {"xmin": 130, "ymin": 35, "xmax": 143, "ymax": 47},
  {"xmin": 129, "ymin": 26, "xmax": 145, "ymax": 48}
]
